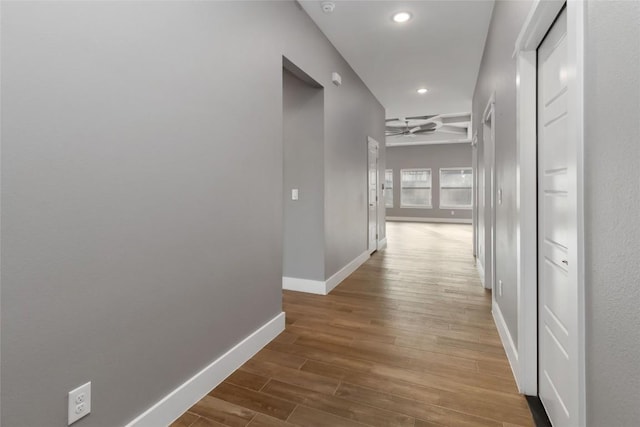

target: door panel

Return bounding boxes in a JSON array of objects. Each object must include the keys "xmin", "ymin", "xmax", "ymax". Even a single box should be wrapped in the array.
[{"xmin": 538, "ymin": 7, "xmax": 577, "ymax": 426}]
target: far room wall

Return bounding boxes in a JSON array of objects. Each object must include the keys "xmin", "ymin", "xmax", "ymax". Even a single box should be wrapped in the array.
[{"xmin": 385, "ymin": 143, "xmax": 473, "ymax": 222}]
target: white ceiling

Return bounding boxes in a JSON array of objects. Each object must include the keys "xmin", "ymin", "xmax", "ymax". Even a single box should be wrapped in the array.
[{"xmin": 299, "ymin": 0, "xmax": 494, "ymax": 120}]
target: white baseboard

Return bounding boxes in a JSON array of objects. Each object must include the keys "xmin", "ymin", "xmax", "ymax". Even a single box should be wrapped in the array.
[
  {"xmin": 386, "ymin": 216, "xmax": 472, "ymax": 224},
  {"xmin": 492, "ymin": 302, "xmax": 520, "ymax": 390},
  {"xmin": 283, "ymin": 250, "xmax": 370, "ymax": 296},
  {"xmin": 325, "ymin": 250, "xmax": 370, "ymax": 294},
  {"xmin": 125, "ymin": 312, "xmax": 285, "ymax": 427},
  {"xmin": 476, "ymin": 258, "xmax": 485, "ymax": 287},
  {"xmin": 282, "ymin": 276, "xmax": 326, "ymax": 295},
  {"xmin": 377, "ymin": 237, "xmax": 387, "ymax": 250}
]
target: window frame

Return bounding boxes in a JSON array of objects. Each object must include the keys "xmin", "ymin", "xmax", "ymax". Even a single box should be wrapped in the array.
[
  {"xmin": 439, "ymin": 167, "xmax": 473, "ymax": 210},
  {"xmin": 400, "ymin": 168, "xmax": 432, "ymax": 209},
  {"xmin": 384, "ymin": 169, "xmax": 394, "ymax": 208}
]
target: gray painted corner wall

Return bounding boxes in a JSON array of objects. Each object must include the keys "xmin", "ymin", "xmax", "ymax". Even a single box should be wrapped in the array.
[
  {"xmin": 0, "ymin": 1, "xmax": 384, "ymax": 426},
  {"xmin": 323, "ymin": 75, "xmax": 386, "ymax": 279},
  {"xmin": 472, "ymin": 0, "xmax": 533, "ymax": 344},
  {"xmin": 385, "ymin": 144, "xmax": 472, "ymax": 220},
  {"xmin": 283, "ymin": 70, "xmax": 325, "ymax": 281},
  {"xmin": 584, "ymin": 1, "xmax": 640, "ymax": 424}
]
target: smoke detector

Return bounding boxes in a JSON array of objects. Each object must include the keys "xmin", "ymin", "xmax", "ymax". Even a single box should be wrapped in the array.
[{"xmin": 321, "ymin": 2, "xmax": 336, "ymax": 13}]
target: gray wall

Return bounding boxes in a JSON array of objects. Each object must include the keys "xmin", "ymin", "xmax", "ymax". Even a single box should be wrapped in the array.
[
  {"xmin": 0, "ymin": 1, "xmax": 384, "ymax": 426},
  {"xmin": 283, "ymin": 69, "xmax": 325, "ymax": 281},
  {"xmin": 323, "ymin": 70, "xmax": 386, "ymax": 278},
  {"xmin": 584, "ymin": 1, "xmax": 640, "ymax": 424},
  {"xmin": 472, "ymin": 0, "xmax": 533, "ymax": 343},
  {"xmin": 385, "ymin": 144, "xmax": 473, "ymax": 221}
]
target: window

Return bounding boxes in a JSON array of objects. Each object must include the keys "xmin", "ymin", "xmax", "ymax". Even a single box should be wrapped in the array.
[
  {"xmin": 384, "ymin": 169, "xmax": 393, "ymax": 207},
  {"xmin": 400, "ymin": 169, "xmax": 432, "ymax": 208},
  {"xmin": 440, "ymin": 168, "xmax": 473, "ymax": 209}
]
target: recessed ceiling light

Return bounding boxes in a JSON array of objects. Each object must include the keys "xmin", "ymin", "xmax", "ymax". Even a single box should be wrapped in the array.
[
  {"xmin": 392, "ymin": 12, "xmax": 412, "ymax": 23},
  {"xmin": 417, "ymin": 88, "xmax": 429, "ymax": 94}
]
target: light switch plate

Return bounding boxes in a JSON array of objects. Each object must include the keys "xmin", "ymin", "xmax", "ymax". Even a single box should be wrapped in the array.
[
  {"xmin": 68, "ymin": 382, "xmax": 91, "ymax": 425},
  {"xmin": 291, "ymin": 189, "xmax": 299, "ymax": 201}
]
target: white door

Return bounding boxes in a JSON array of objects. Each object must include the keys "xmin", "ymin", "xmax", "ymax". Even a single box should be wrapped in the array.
[
  {"xmin": 537, "ymin": 8, "xmax": 578, "ymax": 426},
  {"xmin": 367, "ymin": 138, "xmax": 378, "ymax": 254}
]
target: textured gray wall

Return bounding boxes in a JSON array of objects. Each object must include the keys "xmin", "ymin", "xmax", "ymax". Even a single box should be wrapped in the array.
[
  {"xmin": 0, "ymin": 1, "xmax": 384, "ymax": 426},
  {"xmin": 584, "ymin": 1, "xmax": 640, "ymax": 424},
  {"xmin": 385, "ymin": 144, "xmax": 472, "ymax": 220},
  {"xmin": 472, "ymin": 0, "xmax": 533, "ymax": 344},
  {"xmin": 283, "ymin": 70, "xmax": 325, "ymax": 281}
]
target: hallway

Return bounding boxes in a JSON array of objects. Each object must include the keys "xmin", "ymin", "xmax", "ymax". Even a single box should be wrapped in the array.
[{"xmin": 173, "ymin": 222, "xmax": 533, "ymax": 427}]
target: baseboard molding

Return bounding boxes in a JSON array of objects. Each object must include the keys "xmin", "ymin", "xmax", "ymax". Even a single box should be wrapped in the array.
[
  {"xmin": 476, "ymin": 258, "xmax": 485, "ymax": 287},
  {"xmin": 492, "ymin": 302, "xmax": 520, "ymax": 390},
  {"xmin": 125, "ymin": 312, "xmax": 285, "ymax": 427},
  {"xmin": 377, "ymin": 237, "xmax": 388, "ymax": 250},
  {"xmin": 386, "ymin": 216, "xmax": 472, "ymax": 224},
  {"xmin": 325, "ymin": 250, "xmax": 370, "ymax": 294},
  {"xmin": 283, "ymin": 250, "xmax": 370, "ymax": 296},
  {"xmin": 282, "ymin": 276, "xmax": 326, "ymax": 295}
]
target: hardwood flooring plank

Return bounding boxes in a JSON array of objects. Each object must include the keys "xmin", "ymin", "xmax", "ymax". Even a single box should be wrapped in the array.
[
  {"xmin": 209, "ymin": 383, "xmax": 296, "ymax": 421},
  {"xmin": 190, "ymin": 416, "xmax": 230, "ymax": 427},
  {"xmin": 286, "ymin": 406, "xmax": 364, "ymax": 427},
  {"xmin": 170, "ymin": 411, "xmax": 200, "ymax": 427},
  {"xmin": 226, "ymin": 370, "xmax": 270, "ymax": 392},
  {"xmin": 246, "ymin": 413, "xmax": 296, "ymax": 427},
  {"xmin": 262, "ymin": 380, "xmax": 415, "ymax": 427},
  {"xmin": 189, "ymin": 395, "xmax": 255, "ymax": 427},
  {"xmin": 240, "ymin": 358, "xmax": 340, "ymax": 395}
]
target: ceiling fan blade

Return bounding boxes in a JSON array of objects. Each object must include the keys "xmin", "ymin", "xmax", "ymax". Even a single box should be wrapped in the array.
[
  {"xmin": 405, "ymin": 115, "xmax": 436, "ymax": 120},
  {"xmin": 385, "ymin": 132, "xmax": 404, "ymax": 137},
  {"xmin": 412, "ymin": 129, "xmax": 436, "ymax": 134},
  {"xmin": 409, "ymin": 126, "xmax": 422, "ymax": 133}
]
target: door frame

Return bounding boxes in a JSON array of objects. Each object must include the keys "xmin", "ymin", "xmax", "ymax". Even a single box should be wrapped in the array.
[
  {"xmin": 513, "ymin": 1, "xmax": 585, "ymax": 424},
  {"xmin": 482, "ymin": 94, "xmax": 496, "ymax": 291},
  {"xmin": 367, "ymin": 136, "xmax": 380, "ymax": 253}
]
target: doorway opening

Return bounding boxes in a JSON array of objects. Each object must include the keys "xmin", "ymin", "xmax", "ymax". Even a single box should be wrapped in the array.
[{"xmin": 282, "ymin": 58, "xmax": 325, "ymax": 293}]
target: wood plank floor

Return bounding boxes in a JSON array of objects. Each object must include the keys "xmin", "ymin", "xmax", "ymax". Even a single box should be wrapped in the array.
[{"xmin": 172, "ymin": 222, "xmax": 534, "ymax": 427}]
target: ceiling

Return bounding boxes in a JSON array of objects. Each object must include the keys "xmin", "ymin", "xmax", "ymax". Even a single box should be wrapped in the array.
[{"xmin": 299, "ymin": 0, "xmax": 494, "ymax": 120}]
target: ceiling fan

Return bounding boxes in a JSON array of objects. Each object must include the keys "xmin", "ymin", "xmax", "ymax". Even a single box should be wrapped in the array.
[{"xmin": 385, "ymin": 115, "xmax": 439, "ymax": 137}]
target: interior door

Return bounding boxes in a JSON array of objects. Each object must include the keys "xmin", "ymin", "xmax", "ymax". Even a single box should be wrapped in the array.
[
  {"xmin": 537, "ymin": 7, "xmax": 578, "ymax": 426},
  {"xmin": 367, "ymin": 138, "xmax": 378, "ymax": 254}
]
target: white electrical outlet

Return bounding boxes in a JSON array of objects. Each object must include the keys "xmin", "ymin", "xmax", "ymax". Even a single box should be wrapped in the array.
[
  {"xmin": 291, "ymin": 188, "xmax": 299, "ymax": 201},
  {"xmin": 68, "ymin": 382, "xmax": 91, "ymax": 425},
  {"xmin": 498, "ymin": 280, "xmax": 503, "ymax": 297}
]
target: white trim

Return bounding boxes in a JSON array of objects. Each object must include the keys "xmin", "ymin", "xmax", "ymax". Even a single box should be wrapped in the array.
[
  {"xmin": 325, "ymin": 250, "xmax": 370, "ymax": 294},
  {"xmin": 377, "ymin": 237, "xmax": 387, "ymax": 250},
  {"xmin": 515, "ymin": 49, "xmax": 539, "ymax": 395},
  {"xmin": 283, "ymin": 250, "xmax": 370, "ymax": 295},
  {"xmin": 492, "ymin": 302, "xmax": 520, "ymax": 389},
  {"xmin": 569, "ymin": 3, "xmax": 587, "ymax": 423},
  {"xmin": 513, "ymin": 0, "xmax": 565, "ymax": 57},
  {"xmin": 124, "ymin": 312, "xmax": 285, "ymax": 427},
  {"xmin": 514, "ymin": 2, "xmax": 586, "ymax": 423},
  {"xmin": 386, "ymin": 216, "xmax": 472, "ymax": 224},
  {"xmin": 476, "ymin": 258, "xmax": 485, "ymax": 287},
  {"xmin": 282, "ymin": 276, "xmax": 326, "ymax": 295}
]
